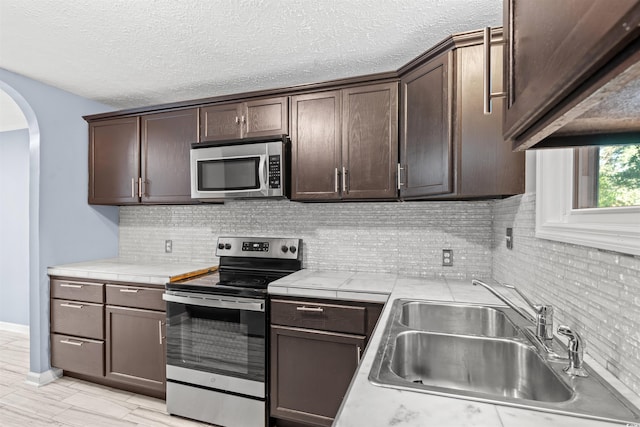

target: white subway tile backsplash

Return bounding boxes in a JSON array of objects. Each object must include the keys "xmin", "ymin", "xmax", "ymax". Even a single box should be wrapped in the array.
[
  {"xmin": 119, "ymin": 194, "xmax": 640, "ymax": 397},
  {"xmin": 120, "ymin": 200, "xmax": 494, "ymax": 279},
  {"xmin": 493, "ymin": 193, "xmax": 640, "ymax": 397}
]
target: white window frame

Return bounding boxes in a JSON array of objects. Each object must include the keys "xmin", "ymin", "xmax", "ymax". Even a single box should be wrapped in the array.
[{"xmin": 536, "ymin": 149, "xmax": 640, "ymax": 256}]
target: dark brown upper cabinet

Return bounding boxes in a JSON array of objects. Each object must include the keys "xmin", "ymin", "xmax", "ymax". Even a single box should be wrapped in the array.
[
  {"xmin": 200, "ymin": 96, "xmax": 288, "ymax": 142},
  {"xmin": 290, "ymin": 91, "xmax": 342, "ymax": 201},
  {"xmin": 291, "ymin": 82, "xmax": 399, "ymax": 201},
  {"xmin": 399, "ymin": 30, "xmax": 524, "ymax": 200},
  {"xmin": 400, "ymin": 53, "xmax": 452, "ymax": 198},
  {"xmin": 501, "ymin": 0, "xmax": 640, "ymax": 150},
  {"xmin": 88, "ymin": 109, "xmax": 197, "ymax": 205},
  {"xmin": 141, "ymin": 109, "xmax": 197, "ymax": 203},
  {"xmin": 89, "ymin": 117, "xmax": 140, "ymax": 205}
]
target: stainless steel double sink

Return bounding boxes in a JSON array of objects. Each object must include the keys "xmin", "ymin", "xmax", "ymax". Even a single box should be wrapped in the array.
[{"xmin": 369, "ymin": 299, "xmax": 640, "ymax": 424}]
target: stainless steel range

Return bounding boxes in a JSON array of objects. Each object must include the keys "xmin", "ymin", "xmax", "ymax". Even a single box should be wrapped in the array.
[{"xmin": 162, "ymin": 236, "xmax": 302, "ymax": 427}]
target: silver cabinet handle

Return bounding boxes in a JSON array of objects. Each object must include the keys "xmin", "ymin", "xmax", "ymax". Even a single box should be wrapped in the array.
[
  {"xmin": 296, "ymin": 306, "xmax": 324, "ymax": 313},
  {"xmin": 483, "ymin": 27, "xmax": 507, "ymax": 114},
  {"xmin": 357, "ymin": 346, "xmax": 362, "ymax": 362},
  {"xmin": 60, "ymin": 283, "xmax": 83, "ymax": 289},
  {"xmin": 235, "ymin": 116, "xmax": 240, "ymax": 124},
  {"xmin": 241, "ymin": 115, "xmax": 246, "ymax": 124},
  {"xmin": 119, "ymin": 288, "xmax": 140, "ymax": 293},
  {"xmin": 158, "ymin": 320, "xmax": 163, "ymax": 345},
  {"xmin": 397, "ymin": 163, "xmax": 404, "ymax": 190},
  {"xmin": 60, "ymin": 339, "xmax": 83, "ymax": 347},
  {"xmin": 60, "ymin": 303, "xmax": 83, "ymax": 309},
  {"xmin": 131, "ymin": 177, "xmax": 136, "ymax": 198},
  {"xmin": 334, "ymin": 168, "xmax": 340, "ymax": 193},
  {"xmin": 342, "ymin": 166, "xmax": 348, "ymax": 193}
]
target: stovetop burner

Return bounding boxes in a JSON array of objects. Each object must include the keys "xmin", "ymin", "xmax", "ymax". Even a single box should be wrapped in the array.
[{"xmin": 166, "ymin": 236, "xmax": 302, "ymax": 298}]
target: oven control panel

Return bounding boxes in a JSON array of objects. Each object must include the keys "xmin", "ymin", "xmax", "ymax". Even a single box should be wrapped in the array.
[
  {"xmin": 242, "ymin": 241, "xmax": 270, "ymax": 252},
  {"xmin": 216, "ymin": 237, "xmax": 302, "ymax": 260}
]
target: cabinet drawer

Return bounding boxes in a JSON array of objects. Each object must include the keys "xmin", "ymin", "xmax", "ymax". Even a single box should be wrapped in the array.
[
  {"xmin": 50, "ymin": 278, "xmax": 103, "ymax": 303},
  {"xmin": 51, "ymin": 299, "xmax": 104, "ymax": 339},
  {"xmin": 51, "ymin": 333, "xmax": 104, "ymax": 377},
  {"xmin": 106, "ymin": 284, "xmax": 165, "ymax": 311},
  {"xmin": 271, "ymin": 299, "xmax": 366, "ymax": 335}
]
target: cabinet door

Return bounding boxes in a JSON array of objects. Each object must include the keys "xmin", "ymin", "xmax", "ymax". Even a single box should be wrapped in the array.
[
  {"xmin": 400, "ymin": 52, "xmax": 453, "ymax": 198},
  {"xmin": 270, "ymin": 325, "xmax": 365, "ymax": 426},
  {"xmin": 88, "ymin": 117, "xmax": 140, "ymax": 204},
  {"xmin": 105, "ymin": 306, "xmax": 166, "ymax": 394},
  {"xmin": 243, "ymin": 97, "xmax": 288, "ymax": 138},
  {"xmin": 200, "ymin": 103, "xmax": 243, "ymax": 142},
  {"xmin": 141, "ymin": 109, "xmax": 198, "ymax": 203},
  {"xmin": 291, "ymin": 91, "xmax": 342, "ymax": 200},
  {"xmin": 504, "ymin": 0, "xmax": 640, "ymax": 148},
  {"xmin": 342, "ymin": 83, "xmax": 398, "ymax": 199},
  {"xmin": 456, "ymin": 44, "xmax": 524, "ymax": 197}
]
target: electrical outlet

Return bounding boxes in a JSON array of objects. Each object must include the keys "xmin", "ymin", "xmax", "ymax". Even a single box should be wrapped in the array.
[
  {"xmin": 506, "ymin": 228, "xmax": 513, "ymax": 249},
  {"xmin": 165, "ymin": 240, "xmax": 172, "ymax": 253},
  {"xmin": 442, "ymin": 249, "xmax": 453, "ymax": 267}
]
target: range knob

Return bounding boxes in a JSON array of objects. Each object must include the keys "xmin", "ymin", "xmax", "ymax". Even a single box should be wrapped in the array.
[
  {"xmin": 289, "ymin": 246, "xmax": 297, "ymax": 254},
  {"xmin": 224, "ymin": 243, "xmax": 231, "ymax": 250},
  {"xmin": 217, "ymin": 243, "xmax": 225, "ymax": 250},
  {"xmin": 281, "ymin": 245, "xmax": 289, "ymax": 253}
]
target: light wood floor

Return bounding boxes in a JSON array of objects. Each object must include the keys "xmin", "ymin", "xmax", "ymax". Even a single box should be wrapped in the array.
[{"xmin": 0, "ymin": 329, "xmax": 209, "ymax": 426}]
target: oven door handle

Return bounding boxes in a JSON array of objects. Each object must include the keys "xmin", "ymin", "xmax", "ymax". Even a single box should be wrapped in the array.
[{"xmin": 162, "ymin": 292, "xmax": 265, "ymax": 312}]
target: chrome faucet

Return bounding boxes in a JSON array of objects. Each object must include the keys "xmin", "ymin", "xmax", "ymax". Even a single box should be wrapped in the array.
[
  {"xmin": 471, "ymin": 279, "xmax": 554, "ymax": 346},
  {"xmin": 558, "ymin": 325, "xmax": 589, "ymax": 377}
]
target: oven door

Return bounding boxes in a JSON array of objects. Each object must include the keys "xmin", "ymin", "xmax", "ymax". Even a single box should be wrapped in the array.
[{"xmin": 163, "ymin": 291, "xmax": 266, "ymax": 398}]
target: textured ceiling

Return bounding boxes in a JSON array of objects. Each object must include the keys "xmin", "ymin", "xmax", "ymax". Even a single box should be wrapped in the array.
[{"xmin": 0, "ymin": 0, "xmax": 501, "ymax": 110}]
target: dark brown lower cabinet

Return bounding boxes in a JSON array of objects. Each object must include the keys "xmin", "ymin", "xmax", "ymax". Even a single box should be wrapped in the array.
[
  {"xmin": 49, "ymin": 276, "xmax": 167, "ymax": 399},
  {"xmin": 105, "ymin": 306, "xmax": 166, "ymax": 394},
  {"xmin": 270, "ymin": 297, "xmax": 383, "ymax": 427},
  {"xmin": 270, "ymin": 326, "xmax": 365, "ymax": 426}
]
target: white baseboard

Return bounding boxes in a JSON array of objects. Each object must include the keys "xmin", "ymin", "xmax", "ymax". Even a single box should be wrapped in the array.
[
  {"xmin": 0, "ymin": 321, "xmax": 29, "ymax": 335},
  {"xmin": 25, "ymin": 368, "xmax": 62, "ymax": 387}
]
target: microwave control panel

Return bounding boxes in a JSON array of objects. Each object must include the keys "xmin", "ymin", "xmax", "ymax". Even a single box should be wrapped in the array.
[{"xmin": 269, "ymin": 155, "xmax": 281, "ymax": 189}]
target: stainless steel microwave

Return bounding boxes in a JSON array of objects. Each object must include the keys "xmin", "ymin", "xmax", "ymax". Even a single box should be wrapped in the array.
[{"xmin": 190, "ymin": 136, "xmax": 289, "ymax": 200}]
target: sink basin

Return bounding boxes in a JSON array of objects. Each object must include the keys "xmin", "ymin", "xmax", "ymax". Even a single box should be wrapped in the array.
[
  {"xmin": 400, "ymin": 301, "xmax": 519, "ymax": 337},
  {"xmin": 369, "ymin": 299, "xmax": 640, "ymax": 424},
  {"xmin": 390, "ymin": 331, "xmax": 572, "ymax": 402}
]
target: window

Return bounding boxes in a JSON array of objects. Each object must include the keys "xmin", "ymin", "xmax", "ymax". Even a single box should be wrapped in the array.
[
  {"xmin": 574, "ymin": 144, "xmax": 640, "ymax": 209},
  {"xmin": 536, "ymin": 147, "xmax": 640, "ymax": 256}
]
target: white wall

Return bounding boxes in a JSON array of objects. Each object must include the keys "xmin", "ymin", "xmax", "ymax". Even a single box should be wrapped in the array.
[
  {"xmin": 0, "ymin": 128, "xmax": 29, "ymax": 325},
  {"xmin": 0, "ymin": 68, "xmax": 119, "ymax": 376}
]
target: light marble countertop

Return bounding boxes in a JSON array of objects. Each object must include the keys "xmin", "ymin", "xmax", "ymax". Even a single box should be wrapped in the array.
[
  {"xmin": 47, "ymin": 258, "xmax": 217, "ymax": 286},
  {"xmin": 269, "ymin": 270, "xmax": 640, "ymax": 427},
  {"xmin": 268, "ymin": 269, "xmax": 396, "ymax": 303}
]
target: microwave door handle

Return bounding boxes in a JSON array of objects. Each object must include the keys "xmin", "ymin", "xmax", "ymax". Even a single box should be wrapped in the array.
[{"xmin": 258, "ymin": 155, "xmax": 268, "ymax": 194}]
